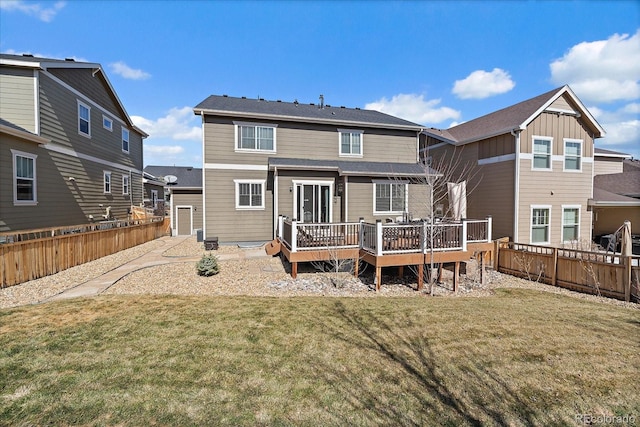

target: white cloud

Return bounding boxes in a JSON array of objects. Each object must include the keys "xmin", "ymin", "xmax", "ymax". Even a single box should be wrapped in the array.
[
  {"xmin": 550, "ymin": 30, "xmax": 640, "ymax": 103},
  {"xmin": 145, "ymin": 145, "xmax": 185, "ymax": 155},
  {"xmin": 365, "ymin": 93, "xmax": 460, "ymax": 125},
  {"xmin": 452, "ymin": 68, "xmax": 515, "ymax": 99},
  {"xmin": 131, "ymin": 107, "xmax": 201, "ymax": 141},
  {"xmin": 589, "ymin": 102, "xmax": 640, "ymax": 157},
  {"xmin": 109, "ymin": 61, "xmax": 151, "ymax": 80},
  {"xmin": 0, "ymin": 0, "xmax": 65, "ymax": 22}
]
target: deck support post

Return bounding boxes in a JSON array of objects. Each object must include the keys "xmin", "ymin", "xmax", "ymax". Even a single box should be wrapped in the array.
[
  {"xmin": 417, "ymin": 263, "xmax": 424, "ymax": 291},
  {"xmin": 398, "ymin": 265, "xmax": 404, "ymax": 278},
  {"xmin": 480, "ymin": 252, "xmax": 486, "ymax": 286},
  {"xmin": 453, "ymin": 262, "xmax": 460, "ymax": 293},
  {"xmin": 292, "ymin": 261, "xmax": 298, "ymax": 279},
  {"xmin": 375, "ymin": 266, "xmax": 382, "ymax": 292},
  {"xmin": 354, "ymin": 258, "xmax": 359, "ymax": 278}
]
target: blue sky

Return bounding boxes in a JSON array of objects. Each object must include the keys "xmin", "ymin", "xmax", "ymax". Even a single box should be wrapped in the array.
[{"xmin": 1, "ymin": 0, "xmax": 638, "ymax": 165}]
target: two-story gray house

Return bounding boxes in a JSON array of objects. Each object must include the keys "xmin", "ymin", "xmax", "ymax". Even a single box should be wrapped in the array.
[
  {"xmin": 0, "ymin": 54, "xmax": 147, "ymax": 231},
  {"xmin": 194, "ymin": 95, "xmax": 431, "ymax": 243}
]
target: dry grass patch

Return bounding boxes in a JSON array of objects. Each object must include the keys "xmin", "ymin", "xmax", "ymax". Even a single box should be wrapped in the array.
[{"xmin": 1, "ymin": 290, "xmax": 638, "ymax": 426}]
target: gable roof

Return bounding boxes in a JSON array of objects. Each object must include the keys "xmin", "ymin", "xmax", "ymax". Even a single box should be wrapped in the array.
[
  {"xmin": 424, "ymin": 85, "xmax": 605, "ymax": 145},
  {"xmin": 0, "ymin": 53, "xmax": 148, "ymax": 138},
  {"xmin": 144, "ymin": 166, "xmax": 202, "ymax": 189},
  {"xmin": 194, "ymin": 95, "xmax": 424, "ymax": 131},
  {"xmin": 268, "ymin": 157, "xmax": 438, "ymax": 177}
]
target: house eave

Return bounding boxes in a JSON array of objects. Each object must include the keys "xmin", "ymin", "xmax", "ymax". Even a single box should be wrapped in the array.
[
  {"xmin": 0, "ymin": 124, "xmax": 50, "ymax": 145},
  {"xmin": 193, "ymin": 108, "xmax": 423, "ymax": 131}
]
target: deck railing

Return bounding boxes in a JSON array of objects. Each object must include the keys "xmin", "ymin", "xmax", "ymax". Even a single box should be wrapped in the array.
[{"xmin": 278, "ymin": 216, "xmax": 492, "ymax": 255}]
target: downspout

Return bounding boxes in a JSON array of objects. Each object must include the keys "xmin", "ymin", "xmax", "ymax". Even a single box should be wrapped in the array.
[
  {"xmin": 200, "ymin": 112, "xmax": 206, "ymax": 239},
  {"xmin": 273, "ymin": 166, "xmax": 278, "ymax": 239},
  {"xmin": 511, "ymin": 129, "xmax": 521, "ymax": 242}
]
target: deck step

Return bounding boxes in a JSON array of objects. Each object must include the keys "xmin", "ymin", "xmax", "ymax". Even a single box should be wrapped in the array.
[{"xmin": 265, "ymin": 239, "xmax": 281, "ymax": 256}]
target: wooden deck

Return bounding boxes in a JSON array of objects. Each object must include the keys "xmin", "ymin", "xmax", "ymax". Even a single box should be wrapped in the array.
[{"xmin": 275, "ymin": 217, "xmax": 494, "ymax": 291}]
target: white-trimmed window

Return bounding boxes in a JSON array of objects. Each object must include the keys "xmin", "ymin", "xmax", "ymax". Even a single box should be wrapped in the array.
[
  {"xmin": 235, "ymin": 122, "xmax": 276, "ymax": 152},
  {"xmin": 12, "ymin": 150, "xmax": 37, "ymax": 205},
  {"xmin": 122, "ymin": 128, "xmax": 130, "ymax": 153},
  {"xmin": 104, "ymin": 171, "xmax": 112, "ymax": 194},
  {"xmin": 234, "ymin": 179, "xmax": 265, "ymax": 209},
  {"xmin": 562, "ymin": 206, "xmax": 580, "ymax": 242},
  {"xmin": 531, "ymin": 206, "xmax": 551, "ymax": 244},
  {"xmin": 78, "ymin": 100, "xmax": 91, "ymax": 137},
  {"xmin": 122, "ymin": 175, "xmax": 130, "ymax": 195},
  {"xmin": 532, "ymin": 137, "xmax": 552, "ymax": 170},
  {"xmin": 374, "ymin": 182, "xmax": 407, "ymax": 214},
  {"xmin": 339, "ymin": 129, "xmax": 363, "ymax": 157},
  {"xmin": 103, "ymin": 115, "xmax": 113, "ymax": 131},
  {"xmin": 564, "ymin": 139, "xmax": 582, "ymax": 171}
]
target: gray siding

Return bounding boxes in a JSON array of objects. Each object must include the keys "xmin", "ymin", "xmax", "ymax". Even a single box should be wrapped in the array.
[
  {"xmin": 0, "ymin": 133, "xmax": 139, "ymax": 231},
  {"xmin": 0, "ymin": 66, "xmax": 36, "ymax": 133},
  {"xmin": 204, "ymin": 169, "xmax": 272, "ymax": 242},
  {"xmin": 203, "ymin": 116, "xmax": 418, "ymax": 165}
]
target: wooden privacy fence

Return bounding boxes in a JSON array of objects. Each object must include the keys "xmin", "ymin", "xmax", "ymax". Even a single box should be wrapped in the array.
[
  {"xmin": 496, "ymin": 242, "xmax": 639, "ymax": 302},
  {"xmin": 1, "ymin": 218, "xmax": 170, "ymax": 287}
]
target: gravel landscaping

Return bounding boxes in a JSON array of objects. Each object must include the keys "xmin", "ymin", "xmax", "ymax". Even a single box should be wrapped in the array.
[{"xmin": 1, "ymin": 237, "xmax": 637, "ymax": 309}]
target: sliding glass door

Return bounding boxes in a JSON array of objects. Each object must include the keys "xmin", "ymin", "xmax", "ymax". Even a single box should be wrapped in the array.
[{"xmin": 295, "ymin": 182, "xmax": 332, "ymax": 223}]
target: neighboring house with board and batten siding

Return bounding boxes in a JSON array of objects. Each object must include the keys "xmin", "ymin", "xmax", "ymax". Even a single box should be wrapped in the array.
[
  {"xmin": 421, "ymin": 85, "xmax": 606, "ymax": 246},
  {"xmin": 194, "ymin": 95, "xmax": 434, "ymax": 244},
  {"xmin": 0, "ymin": 53, "xmax": 148, "ymax": 232}
]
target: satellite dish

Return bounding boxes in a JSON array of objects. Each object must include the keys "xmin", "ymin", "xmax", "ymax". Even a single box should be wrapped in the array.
[{"xmin": 164, "ymin": 175, "xmax": 178, "ymax": 184}]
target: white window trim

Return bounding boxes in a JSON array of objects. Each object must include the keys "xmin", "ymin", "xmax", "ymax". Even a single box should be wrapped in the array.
[
  {"xmin": 233, "ymin": 121, "xmax": 277, "ymax": 153},
  {"xmin": 122, "ymin": 175, "xmax": 130, "ymax": 195},
  {"xmin": 561, "ymin": 205, "xmax": 581, "ymax": 243},
  {"xmin": 104, "ymin": 171, "xmax": 112, "ymax": 194},
  {"xmin": 291, "ymin": 179, "xmax": 335, "ymax": 223},
  {"xmin": 122, "ymin": 127, "xmax": 130, "ymax": 153},
  {"xmin": 338, "ymin": 129, "xmax": 364, "ymax": 158},
  {"xmin": 563, "ymin": 138, "xmax": 583, "ymax": 172},
  {"xmin": 103, "ymin": 115, "xmax": 113, "ymax": 132},
  {"xmin": 532, "ymin": 136, "xmax": 552, "ymax": 171},
  {"xmin": 234, "ymin": 179, "xmax": 266, "ymax": 210},
  {"xmin": 78, "ymin": 100, "xmax": 91, "ymax": 138},
  {"xmin": 11, "ymin": 149, "xmax": 38, "ymax": 206},
  {"xmin": 373, "ymin": 181, "xmax": 408, "ymax": 215},
  {"xmin": 530, "ymin": 205, "xmax": 552, "ymax": 245}
]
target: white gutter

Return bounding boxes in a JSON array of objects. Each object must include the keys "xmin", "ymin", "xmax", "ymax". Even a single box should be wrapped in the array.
[{"xmin": 511, "ymin": 129, "xmax": 521, "ymax": 242}]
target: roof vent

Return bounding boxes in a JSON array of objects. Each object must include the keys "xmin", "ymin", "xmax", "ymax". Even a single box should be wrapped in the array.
[
  {"xmin": 276, "ymin": 100, "xmax": 281, "ymax": 102},
  {"xmin": 319, "ymin": 94, "xmax": 324, "ymax": 109},
  {"xmin": 22, "ymin": 53, "xmax": 34, "ymax": 57},
  {"xmin": 65, "ymin": 58, "xmax": 75, "ymax": 62},
  {"xmin": 241, "ymin": 96, "xmax": 247, "ymax": 99},
  {"xmin": 259, "ymin": 98, "xmax": 265, "ymax": 101},
  {"xmin": 222, "ymin": 94, "xmax": 228, "ymax": 97},
  {"xmin": 310, "ymin": 103, "xmax": 314, "ymax": 106},
  {"xmin": 294, "ymin": 99, "xmax": 299, "ymax": 105},
  {"xmin": 340, "ymin": 106, "xmax": 345, "ymax": 109},
  {"xmin": 355, "ymin": 107, "xmax": 361, "ymax": 110}
]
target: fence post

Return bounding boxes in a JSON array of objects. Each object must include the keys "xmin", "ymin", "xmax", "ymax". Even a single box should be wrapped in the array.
[
  {"xmin": 461, "ymin": 219, "xmax": 467, "ymax": 252},
  {"xmin": 552, "ymin": 247, "xmax": 558, "ymax": 286},
  {"xmin": 624, "ymin": 255, "xmax": 632, "ymax": 302},
  {"xmin": 486, "ymin": 216, "xmax": 492, "ymax": 242},
  {"xmin": 291, "ymin": 219, "xmax": 298, "ymax": 253},
  {"xmin": 376, "ymin": 220, "xmax": 383, "ymax": 256}
]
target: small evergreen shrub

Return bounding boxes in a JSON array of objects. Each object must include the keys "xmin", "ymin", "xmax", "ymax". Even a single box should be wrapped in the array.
[{"xmin": 196, "ymin": 253, "xmax": 220, "ymax": 277}]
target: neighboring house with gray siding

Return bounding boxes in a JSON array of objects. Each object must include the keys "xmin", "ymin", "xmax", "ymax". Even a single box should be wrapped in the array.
[
  {"xmin": 0, "ymin": 54, "xmax": 147, "ymax": 232},
  {"xmin": 144, "ymin": 166, "xmax": 203, "ymax": 236},
  {"xmin": 422, "ymin": 85, "xmax": 605, "ymax": 246},
  {"xmin": 193, "ymin": 95, "xmax": 432, "ymax": 243}
]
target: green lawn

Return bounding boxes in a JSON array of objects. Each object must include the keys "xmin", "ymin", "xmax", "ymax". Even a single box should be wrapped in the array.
[{"xmin": 1, "ymin": 289, "xmax": 638, "ymax": 426}]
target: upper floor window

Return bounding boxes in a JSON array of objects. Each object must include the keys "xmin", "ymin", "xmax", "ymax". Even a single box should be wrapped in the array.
[
  {"xmin": 234, "ymin": 179, "xmax": 265, "ymax": 209},
  {"xmin": 104, "ymin": 171, "xmax": 112, "ymax": 194},
  {"xmin": 533, "ymin": 137, "xmax": 552, "ymax": 170},
  {"xmin": 12, "ymin": 149, "xmax": 37, "ymax": 205},
  {"xmin": 564, "ymin": 139, "xmax": 582, "ymax": 171},
  {"xmin": 374, "ymin": 182, "xmax": 406, "ymax": 214},
  {"xmin": 531, "ymin": 206, "xmax": 550, "ymax": 244},
  {"xmin": 103, "ymin": 115, "xmax": 113, "ymax": 131},
  {"xmin": 122, "ymin": 128, "xmax": 130, "ymax": 153},
  {"xmin": 78, "ymin": 101, "xmax": 91, "ymax": 137},
  {"xmin": 235, "ymin": 122, "xmax": 276, "ymax": 152},
  {"xmin": 562, "ymin": 206, "xmax": 580, "ymax": 242},
  {"xmin": 339, "ymin": 130, "xmax": 363, "ymax": 157},
  {"xmin": 122, "ymin": 175, "xmax": 130, "ymax": 195}
]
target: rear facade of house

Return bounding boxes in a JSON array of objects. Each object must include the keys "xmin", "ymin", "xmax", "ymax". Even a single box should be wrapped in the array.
[
  {"xmin": 422, "ymin": 86, "xmax": 605, "ymax": 246},
  {"xmin": 194, "ymin": 96, "xmax": 432, "ymax": 243},
  {"xmin": 0, "ymin": 54, "xmax": 147, "ymax": 232}
]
